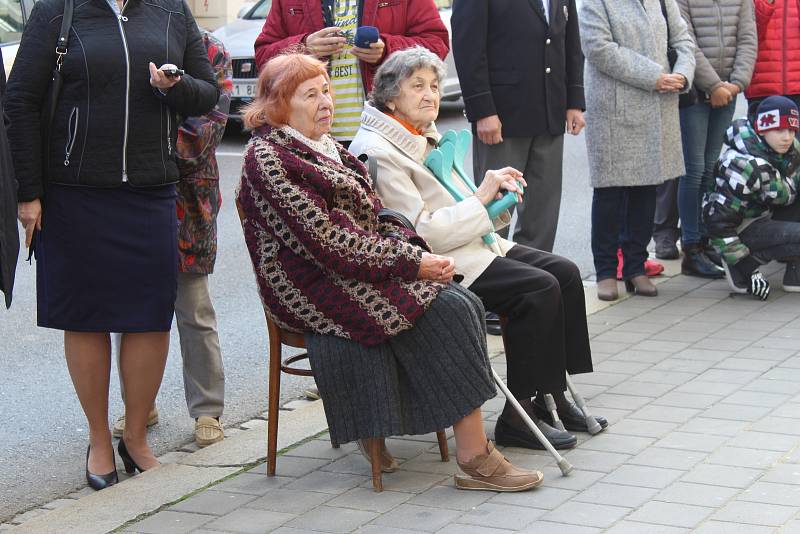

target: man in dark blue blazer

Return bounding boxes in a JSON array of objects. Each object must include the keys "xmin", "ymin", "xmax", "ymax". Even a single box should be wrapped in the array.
[{"xmin": 452, "ymin": 0, "xmax": 585, "ymax": 253}]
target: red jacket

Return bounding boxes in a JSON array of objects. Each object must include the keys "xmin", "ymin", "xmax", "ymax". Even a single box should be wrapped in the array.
[
  {"xmin": 746, "ymin": 0, "xmax": 800, "ymax": 99},
  {"xmin": 254, "ymin": 0, "xmax": 449, "ymax": 93}
]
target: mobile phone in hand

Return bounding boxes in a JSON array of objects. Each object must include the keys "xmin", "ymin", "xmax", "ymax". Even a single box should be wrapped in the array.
[
  {"xmin": 163, "ymin": 67, "xmax": 185, "ymax": 78},
  {"xmin": 354, "ymin": 26, "xmax": 379, "ymax": 48}
]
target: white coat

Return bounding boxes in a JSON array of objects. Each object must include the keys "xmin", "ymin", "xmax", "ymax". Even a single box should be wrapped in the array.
[{"xmin": 349, "ymin": 104, "xmax": 515, "ymax": 287}]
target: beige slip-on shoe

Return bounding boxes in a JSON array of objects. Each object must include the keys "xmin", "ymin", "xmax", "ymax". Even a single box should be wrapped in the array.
[
  {"xmin": 455, "ymin": 441, "xmax": 543, "ymax": 492},
  {"xmin": 112, "ymin": 407, "xmax": 160, "ymax": 438},
  {"xmin": 356, "ymin": 439, "xmax": 400, "ymax": 473},
  {"xmin": 195, "ymin": 416, "xmax": 224, "ymax": 448}
]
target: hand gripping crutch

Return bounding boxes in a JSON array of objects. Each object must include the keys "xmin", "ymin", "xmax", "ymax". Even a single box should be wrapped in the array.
[
  {"xmin": 490, "ymin": 368, "xmax": 573, "ymax": 476},
  {"xmin": 566, "ymin": 374, "xmax": 603, "ymax": 435}
]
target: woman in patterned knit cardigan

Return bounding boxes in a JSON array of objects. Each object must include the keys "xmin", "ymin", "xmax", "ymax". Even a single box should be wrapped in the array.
[{"xmin": 237, "ymin": 52, "xmax": 542, "ymax": 493}]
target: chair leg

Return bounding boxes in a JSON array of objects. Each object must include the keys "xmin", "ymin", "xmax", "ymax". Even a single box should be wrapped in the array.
[
  {"xmin": 266, "ymin": 323, "xmax": 283, "ymax": 477},
  {"xmin": 436, "ymin": 431, "xmax": 449, "ymax": 462},
  {"xmin": 370, "ymin": 438, "xmax": 383, "ymax": 492}
]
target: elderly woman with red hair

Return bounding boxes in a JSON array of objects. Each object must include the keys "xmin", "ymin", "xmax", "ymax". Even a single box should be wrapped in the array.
[{"xmin": 237, "ymin": 52, "xmax": 542, "ymax": 493}]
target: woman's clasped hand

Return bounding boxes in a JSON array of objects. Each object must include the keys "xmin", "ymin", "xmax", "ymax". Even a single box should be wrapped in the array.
[
  {"xmin": 474, "ymin": 167, "xmax": 526, "ymax": 205},
  {"xmin": 418, "ymin": 253, "xmax": 456, "ymax": 284},
  {"xmin": 655, "ymin": 73, "xmax": 687, "ymax": 93}
]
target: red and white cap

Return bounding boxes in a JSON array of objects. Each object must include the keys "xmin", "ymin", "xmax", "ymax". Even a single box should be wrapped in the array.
[{"xmin": 755, "ymin": 95, "xmax": 800, "ymax": 133}]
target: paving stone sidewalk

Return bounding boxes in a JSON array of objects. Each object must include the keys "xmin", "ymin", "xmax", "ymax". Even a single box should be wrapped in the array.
[{"xmin": 119, "ymin": 271, "xmax": 800, "ymax": 533}]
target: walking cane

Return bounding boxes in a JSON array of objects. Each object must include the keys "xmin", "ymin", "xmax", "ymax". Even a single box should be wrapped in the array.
[
  {"xmin": 490, "ymin": 368, "xmax": 573, "ymax": 476},
  {"xmin": 566, "ymin": 374, "xmax": 603, "ymax": 435}
]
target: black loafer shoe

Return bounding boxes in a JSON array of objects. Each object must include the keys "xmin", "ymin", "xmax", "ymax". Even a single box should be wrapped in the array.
[
  {"xmin": 494, "ymin": 416, "xmax": 577, "ymax": 450},
  {"xmin": 485, "ymin": 312, "xmax": 502, "ymax": 336},
  {"xmin": 533, "ymin": 400, "xmax": 608, "ymax": 433}
]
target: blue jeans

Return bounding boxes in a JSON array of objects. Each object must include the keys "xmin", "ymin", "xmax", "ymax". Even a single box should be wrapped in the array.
[
  {"xmin": 592, "ymin": 186, "xmax": 658, "ymax": 281},
  {"xmin": 678, "ymin": 100, "xmax": 736, "ymax": 246}
]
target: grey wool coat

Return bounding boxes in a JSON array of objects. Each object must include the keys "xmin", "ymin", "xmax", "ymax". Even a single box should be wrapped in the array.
[{"xmin": 579, "ymin": 0, "xmax": 696, "ymax": 188}]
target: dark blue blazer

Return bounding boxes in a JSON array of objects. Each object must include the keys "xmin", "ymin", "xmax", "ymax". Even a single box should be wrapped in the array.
[{"xmin": 451, "ymin": 0, "xmax": 585, "ymax": 137}]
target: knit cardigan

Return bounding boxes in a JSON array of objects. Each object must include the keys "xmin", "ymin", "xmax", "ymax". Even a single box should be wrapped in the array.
[{"xmin": 237, "ymin": 125, "xmax": 443, "ymax": 346}]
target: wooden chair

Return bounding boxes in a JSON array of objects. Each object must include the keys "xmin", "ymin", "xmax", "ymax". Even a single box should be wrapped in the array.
[{"xmin": 235, "ymin": 200, "xmax": 449, "ymax": 492}]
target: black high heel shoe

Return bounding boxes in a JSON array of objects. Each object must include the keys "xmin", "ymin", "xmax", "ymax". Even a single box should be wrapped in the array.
[
  {"xmin": 117, "ymin": 439, "xmax": 143, "ymax": 475},
  {"xmin": 86, "ymin": 446, "xmax": 118, "ymax": 490}
]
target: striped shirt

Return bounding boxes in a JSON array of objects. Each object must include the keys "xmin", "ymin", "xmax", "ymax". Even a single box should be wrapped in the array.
[{"xmin": 330, "ymin": 0, "xmax": 366, "ymax": 142}]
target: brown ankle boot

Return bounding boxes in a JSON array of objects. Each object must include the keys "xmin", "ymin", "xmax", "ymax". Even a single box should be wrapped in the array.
[
  {"xmin": 625, "ymin": 275, "xmax": 658, "ymax": 297},
  {"xmin": 597, "ymin": 278, "xmax": 619, "ymax": 301},
  {"xmin": 455, "ymin": 441, "xmax": 543, "ymax": 492}
]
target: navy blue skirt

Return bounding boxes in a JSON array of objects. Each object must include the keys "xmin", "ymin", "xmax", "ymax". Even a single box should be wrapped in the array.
[{"xmin": 35, "ymin": 184, "xmax": 178, "ymax": 332}]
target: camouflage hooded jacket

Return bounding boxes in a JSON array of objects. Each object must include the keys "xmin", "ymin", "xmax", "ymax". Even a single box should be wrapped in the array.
[{"xmin": 703, "ymin": 118, "xmax": 800, "ymax": 265}]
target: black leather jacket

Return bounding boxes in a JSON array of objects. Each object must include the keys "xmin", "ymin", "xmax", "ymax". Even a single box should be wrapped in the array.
[{"xmin": 6, "ymin": 0, "xmax": 220, "ymax": 201}]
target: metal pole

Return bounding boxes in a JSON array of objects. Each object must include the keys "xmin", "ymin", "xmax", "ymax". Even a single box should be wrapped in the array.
[{"xmin": 490, "ymin": 368, "xmax": 573, "ymax": 476}]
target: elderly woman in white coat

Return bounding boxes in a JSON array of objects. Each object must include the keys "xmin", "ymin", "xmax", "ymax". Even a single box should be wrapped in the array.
[
  {"xmin": 580, "ymin": 0, "xmax": 695, "ymax": 301},
  {"xmin": 350, "ymin": 47, "xmax": 607, "ymax": 453}
]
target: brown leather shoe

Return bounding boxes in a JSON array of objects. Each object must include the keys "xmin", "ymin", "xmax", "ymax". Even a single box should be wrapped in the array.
[
  {"xmin": 455, "ymin": 441, "xmax": 543, "ymax": 492},
  {"xmin": 112, "ymin": 407, "xmax": 160, "ymax": 438},
  {"xmin": 195, "ymin": 416, "xmax": 224, "ymax": 448},
  {"xmin": 356, "ymin": 439, "xmax": 399, "ymax": 473}
]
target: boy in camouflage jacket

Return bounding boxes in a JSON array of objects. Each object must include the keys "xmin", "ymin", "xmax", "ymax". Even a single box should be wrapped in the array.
[{"xmin": 704, "ymin": 95, "xmax": 800, "ymax": 299}]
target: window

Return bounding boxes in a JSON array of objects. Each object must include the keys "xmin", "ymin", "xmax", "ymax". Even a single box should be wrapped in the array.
[
  {"xmin": 0, "ymin": 0, "xmax": 25, "ymax": 45},
  {"xmin": 245, "ymin": 0, "xmax": 271, "ymax": 19}
]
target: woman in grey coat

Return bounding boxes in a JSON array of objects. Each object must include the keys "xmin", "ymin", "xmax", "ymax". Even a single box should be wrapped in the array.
[
  {"xmin": 675, "ymin": 0, "xmax": 756, "ymax": 279},
  {"xmin": 580, "ymin": 0, "xmax": 695, "ymax": 301}
]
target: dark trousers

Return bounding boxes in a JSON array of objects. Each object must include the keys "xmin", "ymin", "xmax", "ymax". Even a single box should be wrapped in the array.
[
  {"xmin": 653, "ymin": 178, "xmax": 679, "ymax": 247},
  {"xmin": 469, "ymin": 245, "xmax": 593, "ymax": 398},
  {"xmin": 742, "ymin": 201, "xmax": 800, "ymax": 263},
  {"xmin": 592, "ymin": 185, "xmax": 658, "ymax": 281},
  {"xmin": 473, "ymin": 134, "xmax": 564, "ymax": 252}
]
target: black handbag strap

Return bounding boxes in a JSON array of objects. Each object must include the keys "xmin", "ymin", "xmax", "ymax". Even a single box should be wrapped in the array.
[{"xmin": 55, "ymin": 0, "xmax": 74, "ymax": 71}]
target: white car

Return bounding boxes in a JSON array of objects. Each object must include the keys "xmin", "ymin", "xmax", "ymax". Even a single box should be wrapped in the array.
[
  {"xmin": 1, "ymin": 0, "xmax": 37, "ymax": 79},
  {"xmin": 212, "ymin": 0, "xmax": 461, "ymax": 121}
]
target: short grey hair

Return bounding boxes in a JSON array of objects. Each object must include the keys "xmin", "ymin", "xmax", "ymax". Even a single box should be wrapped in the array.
[{"xmin": 370, "ymin": 46, "xmax": 447, "ymax": 112}]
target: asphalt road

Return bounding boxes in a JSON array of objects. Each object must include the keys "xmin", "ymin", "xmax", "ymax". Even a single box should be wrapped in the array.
[{"xmin": 0, "ymin": 103, "xmax": 615, "ymax": 521}]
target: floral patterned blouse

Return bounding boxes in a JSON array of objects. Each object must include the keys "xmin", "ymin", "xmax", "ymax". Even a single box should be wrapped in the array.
[{"xmin": 176, "ymin": 33, "xmax": 232, "ymax": 274}]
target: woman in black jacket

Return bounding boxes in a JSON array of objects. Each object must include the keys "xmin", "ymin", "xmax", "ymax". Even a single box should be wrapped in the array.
[{"xmin": 6, "ymin": 0, "xmax": 219, "ymax": 490}]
